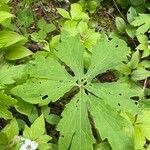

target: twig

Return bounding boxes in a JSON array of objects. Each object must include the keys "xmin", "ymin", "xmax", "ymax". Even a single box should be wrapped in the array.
[
  {"xmin": 112, "ymin": 0, "xmax": 127, "ymax": 21},
  {"xmin": 142, "ymin": 78, "xmax": 147, "ymax": 92}
]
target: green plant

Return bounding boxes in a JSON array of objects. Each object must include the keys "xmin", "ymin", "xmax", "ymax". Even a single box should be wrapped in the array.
[
  {"xmin": 116, "ymin": 0, "xmax": 147, "ymax": 12},
  {"xmin": 116, "ymin": 50, "xmax": 150, "ymax": 87},
  {"xmin": 0, "ymin": 0, "xmax": 150, "ymax": 149},
  {"xmin": 0, "ymin": 8, "xmax": 33, "ymax": 61},
  {"xmin": 79, "ymin": 0, "xmax": 102, "ymax": 14},
  {"xmin": 57, "ymin": 3, "xmax": 100, "ymax": 52},
  {"xmin": 0, "ymin": 115, "xmax": 51, "ymax": 149},
  {"xmin": 31, "ymin": 18, "xmax": 56, "ymax": 51},
  {"xmin": 54, "ymin": 3, "xmax": 100, "ymax": 67},
  {"xmin": 10, "ymin": 33, "xmax": 147, "ymax": 149}
]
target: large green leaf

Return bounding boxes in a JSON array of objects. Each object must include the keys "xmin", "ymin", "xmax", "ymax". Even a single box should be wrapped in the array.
[
  {"xmin": 88, "ymin": 95, "xmax": 134, "ymax": 150},
  {"xmin": 56, "ymin": 34, "xmax": 84, "ymax": 79},
  {"xmin": 11, "ymin": 35, "xmax": 140, "ymax": 150},
  {"xmin": 85, "ymin": 36, "xmax": 130, "ymax": 81},
  {"xmin": 57, "ymin": 91, "xmax": 95, "ymax": 150},
  {"xmin": 11, "ymin": 55, "xmax": 76, "ymax": 105},
  {"xmin": 85, "ymin": 82, "xmax": 140, "ymax": 114}
]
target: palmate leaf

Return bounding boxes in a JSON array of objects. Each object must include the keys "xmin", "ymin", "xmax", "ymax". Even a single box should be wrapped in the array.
[
  {"xmin": 11, "ymin": 34, "xmax": 141, "ymax": 150},
  {"xmin": 11, "ymin": 55, "xmax": 76, "ymax": 105}
]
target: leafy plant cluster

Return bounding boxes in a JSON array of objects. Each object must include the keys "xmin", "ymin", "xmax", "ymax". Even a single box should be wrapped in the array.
[{"xmin": 0, "ymin": 0, "xmax": 150, "ymax": 150}]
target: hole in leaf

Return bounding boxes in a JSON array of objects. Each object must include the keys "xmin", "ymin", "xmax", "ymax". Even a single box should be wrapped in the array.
[
  {"xmin": 118, "ymin": 103, "xmax": 121, "ymax": 106},
  {"xmin": 96, "ymin": 71, "xmax": 116, "ymax": 83},
  {"xmin": 83, "ymin": 81, "xmax": 87, "ymax": 86},
  {"xmin": 85, "ymin": 89, "xmax": 89, "ymax": 95},
  {"xmin": 119, "ymin": 93, "xmax": 122, "ymax": 96},
  {"xmin": 76, "ymin": 80, "xmax": 79, "ymax": 84},
  {"xmin": 135, "ymin": 101, "xmax": 138, "ymax": 105},
  {"xmin": 115, "ymin": 45, "xmax": 118, "ymax": 48},
  {"xmin": 42, "ymin": 95, "xmax": 48, "ymax": 100}
]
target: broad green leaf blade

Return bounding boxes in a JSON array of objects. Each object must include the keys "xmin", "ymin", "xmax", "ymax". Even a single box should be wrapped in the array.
[
  {"xmin": 57, "ymin": 8, "xmax": 71, "ymax": 19},
  {"xmin": 115, "ymin": 17, "xmax": 126, "ymax": 32},
  {"xmin": 15, "ymin": 99, "xmax": 33, "ymax": 117},
  {"xmin": 0, "ymin": 132, "xmax": 8, "ymax": 150},
  {"xmin": 70, "ymin": 3, "xmax": 82, "ymax": 20},
  {"xmin": 70, "ymin": 3, "xmax": 89, "ymax": 21},
  {"xmin": 131, "ymin": 68, "xmax": 150, "ymax": 81},
  {"xmin": 136, "ymin": 111, "xmax": 150, "ymax": 141},
  {"xmin": 125, "ymin": 25, "xmax": 136, "ymax": 38},
  {"xmin": 0, "ymin": 31, "xmax": 26, "ymax": 49},
  {"xmin": 23, "ymin": 115, "xmax": 45, "ymax": 140},
  {"xmin": 0, "ymin": 11, "xmax": 13, "ymax": 24},
  {"xmin": 62, "ymin": 21, "xmax": 78, "ymax": 36},
  {"xmin": 57, "ymin": 91, "xmax": 95, "ymax": 150},
  {"xmin": 5, "ymin": 45, "xmax": 33, "ymax": 60},
  {"xmin": 38, "ymin": 18, "xmax": 56, "ymax": 39},
  {"xmin": 131, "ymin": 14, "xmax": 150, "ymax": 35},
  {"xmin": 0, "ymin": 105, "xmax": 13, "ymax": 119},
  {"xmin": 56, "ymin": 34, "xmax": 84, "ymax": 79},
  {"xmin": 36, "ymin": 135, "xmax": 52, "ymax": 150},
  {"xmin": 129, "ymin": 50, "xmax": 139, "ymax": 69},
  {"xmin": 2, "ymin": 118, "xmax": 19, "ymax": 141},
  {"xmin": 11, "ymin": 55, "xmax": 76, "ymax": 105},
  {"xmin": 0, "ymin": 64, "xmax": 25, "ymax": 87},
  {"xmin": 86, "ymin": 36, "xmax": 130, "ymax": 80},
  {"xmin": 134, "ymin": 126, "xmax": 145, "ymax": 149},
  {"xmin": 86, "ymin": 82, "xmax": 140, "ymax": 114},
  {"xmin": 127, "ymin": 7, "xmax": 137, "ymax": 23},
  {"xmin": 0, "ymin": 91, "xmax": 17, "ymax": 119},
  {"xmin": 130, "ymin": 0, "xmax": 144, "ymax": 6},
  {"xmin": 88, "ymin": 94, "xmax": 134, "ymax": 150}
]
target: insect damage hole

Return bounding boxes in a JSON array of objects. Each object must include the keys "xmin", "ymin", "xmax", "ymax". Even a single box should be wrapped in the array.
[
  {"xmin": 118, "ymin": 103, "xmax": 121, "ymax": 106},
  {"xmin": 42, "ymin": 95, "xmax": 48, "ymax": 100}
]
